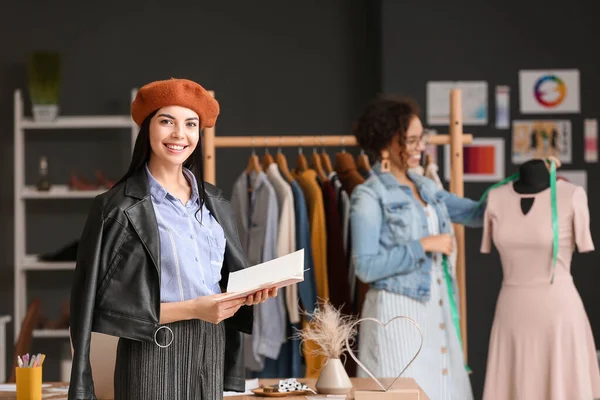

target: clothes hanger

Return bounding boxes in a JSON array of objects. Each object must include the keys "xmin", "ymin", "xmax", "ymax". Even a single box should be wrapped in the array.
[
  {"xmin": 310, "ymin": 138, "xmax": 328, "ymax": 182},
  {"xmin": 334, "ymin": 137, "xmax": 351, "ymax": 172},
  {"xmin": 296, "ymin": 138, "xmax": 308, "ymax": 172},
  {"xmin": 261, "ymin": 138, "xmax": 274, "ymax": 170},
  {"xmin": 245, "ymin": 138, "xmax": 262, "ymax": 175},
  {"xmin": 319, "ymin": 135, "xmax": 333, "ymax": 175},
  {"xmin": 356, "ymin": 149, "xmax": 371, "ymax": 174},
  {"xmin": 276, "ymin": 137, "xmax": 295, "ymax": 183}
]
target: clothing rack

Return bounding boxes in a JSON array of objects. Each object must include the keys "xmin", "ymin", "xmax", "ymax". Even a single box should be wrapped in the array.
[{"xmin": 202, "ymin": 89, "xmax": 473, "ymax": 360}]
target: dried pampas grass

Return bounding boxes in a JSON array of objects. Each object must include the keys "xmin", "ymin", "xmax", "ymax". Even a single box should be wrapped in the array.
[{"xmin": 295, "ymin": 301, "xmax": 357, "ymax": 359}]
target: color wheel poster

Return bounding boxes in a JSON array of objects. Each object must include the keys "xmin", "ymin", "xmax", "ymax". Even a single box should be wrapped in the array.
[{"xmin": 519, "ymin": 69, "xmax": 580, "ymax": 114}]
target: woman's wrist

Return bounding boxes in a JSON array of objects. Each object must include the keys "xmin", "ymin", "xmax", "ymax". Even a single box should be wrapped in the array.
[{"xmin": 160, "ymin": 299, "xmax": 198, "ymax": 324}]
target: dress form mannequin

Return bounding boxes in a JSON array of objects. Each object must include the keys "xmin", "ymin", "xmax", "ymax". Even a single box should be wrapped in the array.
[
  {"xmin": 481, "ymin": 159, "xmax": 600, "ymax": 399},
  {"xmin": 513, "ymin": 159, "xmax": 550, "ymax": 214}
]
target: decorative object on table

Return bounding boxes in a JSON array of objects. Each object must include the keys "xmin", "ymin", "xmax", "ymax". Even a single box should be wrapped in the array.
[
  {"xmin": 16, "ymin": 353, "xmax": 45, "ymax": 400},
  {"xmin": 27, "ymin": 52, "xmax": 61, "ymax": 122},
  {"xmin": 251, "ymin": 379, "xmax": 316, "ymax": 397},
  {"xmin": 346, "ymin": 316, "xmax": 424, "ymax": 399},
  {"xmin": 36, "ymin": 156, "xmax": 51, "ymax": 191},
  {"xmin": 295, "ymin": 301, "xmax": 356, "ymax": 395}
]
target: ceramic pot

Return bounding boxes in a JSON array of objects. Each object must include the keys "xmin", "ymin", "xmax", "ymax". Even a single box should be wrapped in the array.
[{"xmin": 315, "ymin": 357, "xmax": 352, "ymax": 395}]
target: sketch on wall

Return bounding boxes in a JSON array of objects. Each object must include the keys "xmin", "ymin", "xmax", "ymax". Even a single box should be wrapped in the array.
[
  {"xmin": 512, "ymin": 120, "xmax": 572, "ymax": 164},
  {"xmin": 427, "ymin": 81, "xmax": 488, "ymax": 126}
]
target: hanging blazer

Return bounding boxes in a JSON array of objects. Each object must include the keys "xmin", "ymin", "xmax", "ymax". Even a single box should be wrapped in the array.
[{"xmin": 68, "ymin": 168, "xmax": 252, "ymax": 400}]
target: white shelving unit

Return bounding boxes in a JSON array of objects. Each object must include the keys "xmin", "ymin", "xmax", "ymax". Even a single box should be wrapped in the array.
[
  {"xmin": 0, "ymin": 315, "xmax": 11, "ymax": 382},
  {"xmin": 13, "ymin": 89, "xmax": 138, "ymax": 340}
]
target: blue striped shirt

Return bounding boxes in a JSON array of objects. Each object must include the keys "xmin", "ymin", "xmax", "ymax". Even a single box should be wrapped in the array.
[{"xmin": 146, "ymin": 165, "xmax": 226, "ymax": 303}]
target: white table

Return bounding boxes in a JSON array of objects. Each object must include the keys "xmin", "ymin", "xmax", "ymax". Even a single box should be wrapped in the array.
[{"xmin": 0, "ymin": 315, "xmax": 11, "ymax": 383}]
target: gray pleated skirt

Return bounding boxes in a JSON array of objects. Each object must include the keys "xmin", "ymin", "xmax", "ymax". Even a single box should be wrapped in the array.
[{"xmin": 114, "ymin": 319, "xmax": 226, "ymax": 400}]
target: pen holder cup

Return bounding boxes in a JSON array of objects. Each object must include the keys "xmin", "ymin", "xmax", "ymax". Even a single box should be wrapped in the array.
[{"xmin": 16, "ymin": 366, "xmax": 43, "ymax": 400}]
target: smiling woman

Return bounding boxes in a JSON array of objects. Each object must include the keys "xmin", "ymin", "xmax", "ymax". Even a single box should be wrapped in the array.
[
  {"xmin": 68, "ymin": 78, "xmax": 278, "ymax": 400},
  {"xmin": 349, "ymin": 94, "xmax": 485, "ymax": 400}
]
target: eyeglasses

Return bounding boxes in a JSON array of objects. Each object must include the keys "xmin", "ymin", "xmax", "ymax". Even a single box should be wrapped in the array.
[{"xmin": 405, "ymin": 132, "xmax": 431, "ymax": 147}]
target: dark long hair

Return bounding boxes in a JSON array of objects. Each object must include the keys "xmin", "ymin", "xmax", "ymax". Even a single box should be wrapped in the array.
[{"xmin": 116, "ymin": 110, "xmax": 207, "ymax": 207}]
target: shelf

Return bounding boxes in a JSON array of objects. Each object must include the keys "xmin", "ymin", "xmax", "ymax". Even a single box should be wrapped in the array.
[
  {"xmin": 12, "ymin": 89, "xmax": 138, "ymax": 342},
  {"xmin": 32, "ymin": 329, "xmax": 70, "ymax": 338},
  {"xmin": 21, "ymin": 115, "xmax": 133, "ymax": 129},
  {"xmin": 21, "ymin": 255, "xmax": 75, "ymax": 271},
  {"xmin": 21, "ymin": 185, "xmax": 107, "ymax": 199}
]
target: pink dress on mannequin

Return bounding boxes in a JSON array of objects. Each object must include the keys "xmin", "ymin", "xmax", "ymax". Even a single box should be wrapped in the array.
[{"xmin": 481, "ymin": 180, "xmax": 600, "ymax": 400}]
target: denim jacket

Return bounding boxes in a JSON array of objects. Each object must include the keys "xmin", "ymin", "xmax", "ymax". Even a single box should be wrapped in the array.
[{"xmin": 349, "ymin": 162, "xmax": 485, "ymax": 302}]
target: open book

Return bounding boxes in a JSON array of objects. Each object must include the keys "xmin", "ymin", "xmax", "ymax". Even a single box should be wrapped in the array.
[{"xmin": 215, "ymin": 249, "xmax": 305, "ymax": 302}]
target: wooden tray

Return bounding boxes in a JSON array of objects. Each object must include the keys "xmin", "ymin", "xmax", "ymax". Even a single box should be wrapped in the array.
[{"xmin": 251, "ymin": 387, "xmax": 314, "ymax": 397}]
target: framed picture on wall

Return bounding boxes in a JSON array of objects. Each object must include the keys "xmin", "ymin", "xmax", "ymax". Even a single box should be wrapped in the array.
[
  {"xmin": 511, "ymin": 119, "xmax": 572, "ymax": 164},
  {"xmin": 444, "ymin": 138, "xmax": 505, "ymax": 182}
]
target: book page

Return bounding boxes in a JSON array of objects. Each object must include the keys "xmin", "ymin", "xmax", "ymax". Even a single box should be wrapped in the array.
[{"xmin": 215, "ymin": 249, "xmax": 305, "ymax": 302}]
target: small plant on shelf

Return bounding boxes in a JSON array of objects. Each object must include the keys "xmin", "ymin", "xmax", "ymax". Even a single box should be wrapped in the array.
[{"xmin": 27, "ymin": 51, "xmax": 62, "ymax": 121}]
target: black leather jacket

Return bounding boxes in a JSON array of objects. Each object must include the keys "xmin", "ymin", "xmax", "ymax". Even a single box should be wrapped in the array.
[{"xmin": 68, "ymin": 168, "xmax": 252, "ymax": 400}]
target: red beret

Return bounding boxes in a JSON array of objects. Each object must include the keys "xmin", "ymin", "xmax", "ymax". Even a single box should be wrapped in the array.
[{"xmin": 131, "ymin": 78, "xmax": 220, "ymax": 129}]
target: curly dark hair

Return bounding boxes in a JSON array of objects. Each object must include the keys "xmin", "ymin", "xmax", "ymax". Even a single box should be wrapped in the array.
[{"xmin": 352, "ymin": 95, "xmax": 421, "ymax": 165}]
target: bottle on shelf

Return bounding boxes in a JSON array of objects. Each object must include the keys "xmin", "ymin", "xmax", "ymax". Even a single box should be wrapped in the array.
[{"xmin": 36, "ymin": 156, "xmax": 51, "ymax": 191}]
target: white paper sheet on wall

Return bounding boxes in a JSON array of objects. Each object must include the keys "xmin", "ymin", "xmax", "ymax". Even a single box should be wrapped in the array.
[
  {"xmin": 584, "ymin": 119, "xmax": 598, "ymax": 163},
  {"xmin": 426, "ymin": 81, "xmax": 488, "ymax": 126},
  {"xmin": 495, "ymin": 86, "xmax": 510, "ymax": 129}
]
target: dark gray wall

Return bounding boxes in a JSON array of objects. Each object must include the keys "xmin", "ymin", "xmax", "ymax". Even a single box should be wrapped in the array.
[
  {"xmin": 0, "ymin": 0, "xmax": 377, "ymax": 381},
  {"xmin": 382, "ymin": 1, "xmax": 600, "ymax": 398},
  {"xmin": 2, "ymin": 0, "xmax": 598, "ymax": 395}
]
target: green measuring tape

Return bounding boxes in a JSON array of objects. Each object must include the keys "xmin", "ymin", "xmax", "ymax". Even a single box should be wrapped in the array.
[
  {"xmin": 549, "ymin": 160, "xmax": 558, "ymax": 283},
  {"xmin": 441, "ymin": 159, "xmax": 559, "ymax": 371}
]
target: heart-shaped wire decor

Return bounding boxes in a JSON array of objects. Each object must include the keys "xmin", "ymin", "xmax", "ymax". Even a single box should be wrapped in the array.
[{"xmin": 345, "ymin": 316, "xmax": 423, "ymax": 392}]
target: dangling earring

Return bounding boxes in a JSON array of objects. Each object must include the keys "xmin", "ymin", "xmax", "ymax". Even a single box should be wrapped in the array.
[{"xmin": 380, "ymin": 149, "xmax": 391, "ymax": 172}]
